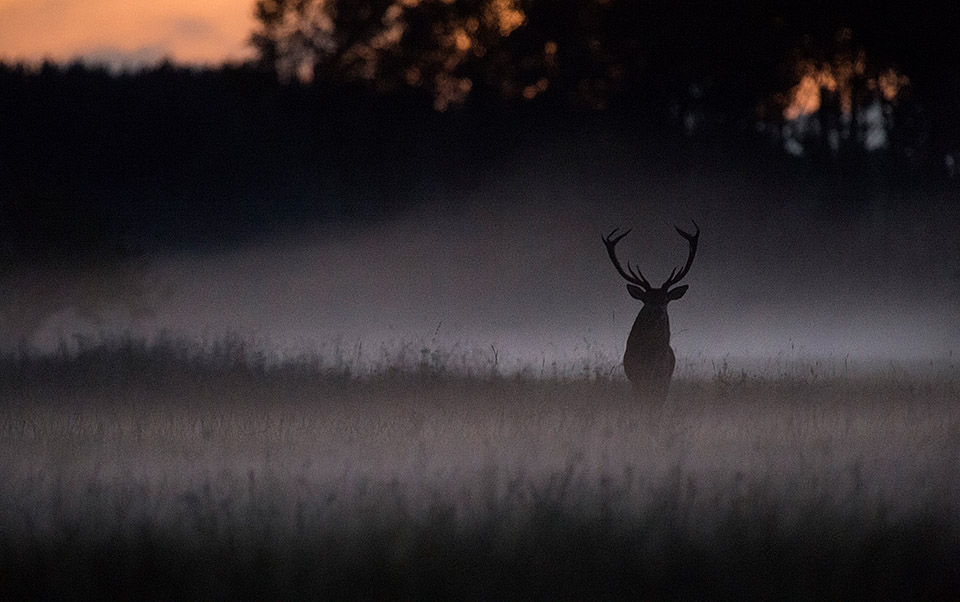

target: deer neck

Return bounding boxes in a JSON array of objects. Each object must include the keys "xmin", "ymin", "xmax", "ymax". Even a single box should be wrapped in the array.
[{"xmin": 629, "ymin": 305, "xmax": 671, "ymax": 347}]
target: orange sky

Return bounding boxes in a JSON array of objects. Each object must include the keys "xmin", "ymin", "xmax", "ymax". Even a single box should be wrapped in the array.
[{"xmin": 0, "ymin": 0, "xmax": 255, "ymax": 67}]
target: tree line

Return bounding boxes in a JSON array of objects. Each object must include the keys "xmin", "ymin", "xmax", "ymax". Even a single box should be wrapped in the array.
[
  {"xmin": 253, "ymin": 0, "xmax": 958, "ymax": 162},
  {"xmin": 1, "ymin": 0, "xmax": 958, "ymax": 260}
]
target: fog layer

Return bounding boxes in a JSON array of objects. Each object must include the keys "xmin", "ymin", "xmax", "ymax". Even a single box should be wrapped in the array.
[{"xmin": 15, "ymin": 130, "xmax": 960, "ymax": 372}]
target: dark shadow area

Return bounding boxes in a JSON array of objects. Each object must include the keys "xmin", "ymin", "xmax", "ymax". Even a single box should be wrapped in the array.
[
  {"xmin": 1, "ymin": 50, "xmax": 957, "ymax": 265},
  {"xmin": 2, "ymin": 498, "xmax": 956, "ymax": 601}
]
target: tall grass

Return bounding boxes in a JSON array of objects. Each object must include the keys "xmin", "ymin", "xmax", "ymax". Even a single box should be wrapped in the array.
[{"xmin": 1, "ymin": 337, "xmax": 958, "ymax": 599}]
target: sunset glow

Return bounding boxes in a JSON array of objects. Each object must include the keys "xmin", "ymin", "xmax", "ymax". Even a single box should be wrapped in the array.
[
  {"xmin": 0, "ymin": 0, "xmax": 256, "ymax": 66},
  {"xmin": 783, "ymin": 55, "xmax": 909, "ymax": 121}
]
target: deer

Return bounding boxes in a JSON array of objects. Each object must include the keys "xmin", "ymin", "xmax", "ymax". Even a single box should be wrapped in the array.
[{"xmin": 603, "ymin": 222, "xmax": 699, "ymax": 402}]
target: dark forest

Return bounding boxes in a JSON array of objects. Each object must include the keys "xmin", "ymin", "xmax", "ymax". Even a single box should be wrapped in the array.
[{"xmin": 2, "ymin": 0, "xmax": 958, "ymax": 262}]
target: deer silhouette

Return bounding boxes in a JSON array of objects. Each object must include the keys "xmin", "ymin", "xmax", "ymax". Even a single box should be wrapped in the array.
[{"xmin": 603, "ymin": 222, "xmax": 699, "ymax": 401}]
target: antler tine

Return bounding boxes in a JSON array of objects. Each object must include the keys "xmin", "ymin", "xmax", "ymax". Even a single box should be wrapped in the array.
[
  {"xmin": 606, "ymin": 227, "xmax": 631, "ymax": 244},
  {"xmin": 603, "ymin": 228, "xmax": 651, "ymax": 290},
  {"xmin": 664, "ymin": 220, "xmax": 700, "ymax": 288},
  {"xmin": 627, "ymin": 262, "xmax": 652, "ymax": 290}
]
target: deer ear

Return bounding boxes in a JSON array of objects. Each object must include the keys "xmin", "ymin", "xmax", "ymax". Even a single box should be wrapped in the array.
[
  {"xmin": 667, "ymin": 285, "xmax": 689, "ymax": 300},
  {"xmin": 627, "ymin": 285, "xmax": 647, "ymax": 300}
]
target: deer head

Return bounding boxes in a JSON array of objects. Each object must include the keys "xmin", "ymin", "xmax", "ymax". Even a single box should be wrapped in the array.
[{"xmin": 602, "ymin": 222, "xmax": 699, "ymax": 310}]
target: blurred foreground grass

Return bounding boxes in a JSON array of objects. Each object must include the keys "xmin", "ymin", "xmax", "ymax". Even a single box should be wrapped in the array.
[{"xmin": 1, "ymin": 337, "xmax": 958, "ymax": 600}]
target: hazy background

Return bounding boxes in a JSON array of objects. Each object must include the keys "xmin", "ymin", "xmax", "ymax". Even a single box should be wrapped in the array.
[
  {"xmin": 132, "ymin": 139, "xmax": 960, "ymax": 370},
  {"xmin": 9, "ymin": 124, "xmax": 958, "ymax": 371}
]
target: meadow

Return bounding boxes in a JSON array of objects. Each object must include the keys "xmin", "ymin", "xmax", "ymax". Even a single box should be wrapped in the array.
[{"xmin": 1, "ymin": 337, "xmax": 958, "ymax": 600}]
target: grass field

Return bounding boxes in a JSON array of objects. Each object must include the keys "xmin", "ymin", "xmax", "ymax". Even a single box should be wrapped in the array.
[{"xmin": 1, "ymin": 338, "xmax": 958, "ymax": 600}]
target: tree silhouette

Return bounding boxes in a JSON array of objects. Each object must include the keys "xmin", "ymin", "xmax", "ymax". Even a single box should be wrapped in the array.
[
  {"xmin": 252, "ymin": 0, "xmax": 542, "ymax": 109},
  {"xmin": 1, "ymin": 1, "xmax": 957, "ymax": 265},
  {"xmin": 251, "ymin": 0, "xmax": 687, "ymax": 110},
  {"xmin": 249, "ymin": 0, "xmax": 956, "ymax": 171}
]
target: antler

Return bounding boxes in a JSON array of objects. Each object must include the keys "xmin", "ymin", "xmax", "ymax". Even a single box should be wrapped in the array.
[
  {"xmin": 663, "ymin": 220, "xmax": 700, "ymax": 288},
  {"xmin": 602, "ymin": 228, "xmax": 651, "ymax": 291}
]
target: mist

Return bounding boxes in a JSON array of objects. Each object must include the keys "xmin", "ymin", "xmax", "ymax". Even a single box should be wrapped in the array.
[{"xmin": 18, "ymin": 127, "xmax": 958, "ymax": 374}]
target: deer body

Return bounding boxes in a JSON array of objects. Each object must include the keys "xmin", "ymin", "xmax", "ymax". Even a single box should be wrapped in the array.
[
  {"xmin": 603, "ymin": 223, "xmax": 699, "ymax": 402},
  {"xmin": 624, "ymin": 304, "xmax": 675, "ymax": 399}
]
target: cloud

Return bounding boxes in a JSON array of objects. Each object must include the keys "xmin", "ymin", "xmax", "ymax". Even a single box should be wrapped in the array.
[{"xmin": 76, "ymin": 44, "xmax": 170, "ymax": 72}]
